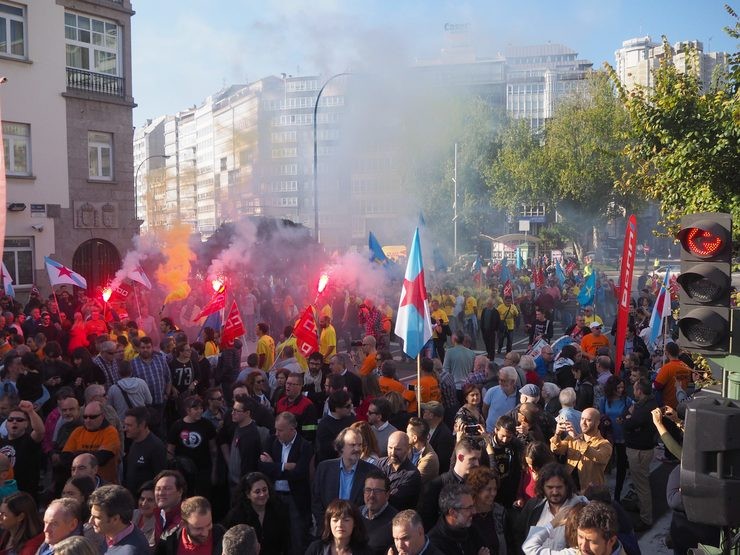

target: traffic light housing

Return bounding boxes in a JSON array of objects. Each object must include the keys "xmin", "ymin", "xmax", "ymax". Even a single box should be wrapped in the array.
[{"xmin": 676, "ymin": 212, "xmax": 733, "ymax": 355}]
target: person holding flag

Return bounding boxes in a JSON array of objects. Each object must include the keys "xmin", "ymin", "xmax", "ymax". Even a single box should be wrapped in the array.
[{"xmin": 647, "ymin": 267, "xmax": 672, "ymax": 351}]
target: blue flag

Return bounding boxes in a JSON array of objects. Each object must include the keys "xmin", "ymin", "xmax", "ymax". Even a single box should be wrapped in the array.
[
  {"xmin": 577, "ymin": 270, "xmax": 596, "ymax": 307},
  {"xmin": 555, "ymin": 259, "xmax": 566, "ymax": 286},
  {"xmin": 516, "ymin": 247, "xmax": 524, "ymax": 270},
  {"xmin": 368, "ymin": 232, "xmax": 389, "ymax": 265},
  {"xmin": 394, "ymin": 229, "xmax": 433, "ymax": 358},
  {"xmin": 500, "ymin": 256, "xmax": 511, "ymax": 283}
]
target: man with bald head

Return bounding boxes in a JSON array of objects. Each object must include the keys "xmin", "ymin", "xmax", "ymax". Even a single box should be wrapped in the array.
[
  {"xmin": 378, "ymin": 431, "xmax": 422, "ymax": 510},
  {"xmin": 71, "ymin": 453, "xmax": 107, "ymax": 488},
  {"xmin": 550, "ymin": 407, "xmax": 613, "ymax": 491}
]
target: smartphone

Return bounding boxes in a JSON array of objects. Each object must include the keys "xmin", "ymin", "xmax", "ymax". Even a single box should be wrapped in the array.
[
  {"xmin": 408, "ymin": 384, "xmax": 416, "ymax": 391},
  {"xmin": 464, "ymin": 425, "xmax": 480, "ymax": 435}
]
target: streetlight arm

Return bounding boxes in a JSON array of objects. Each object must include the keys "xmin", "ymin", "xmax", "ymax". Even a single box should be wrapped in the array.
[
  {"xmin": 134, "ymin": 154, "xmax": 170, "ymax": 222},
  {"xmin": 313, "ymin": 72, "xmax": 351, "ymax": 242}
]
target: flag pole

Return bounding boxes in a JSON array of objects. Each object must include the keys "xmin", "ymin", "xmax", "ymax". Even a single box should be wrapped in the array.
[
  {"xmin": 133, "ymin": 282, "xmax": 142, "ymax": 321},
  {"xmin": 416, "ymin": 353, "xmax": 421, "ymax": 417},
  {"xmin": 661, "ymin": 313, "xmax": 668, "ymax": 366}
]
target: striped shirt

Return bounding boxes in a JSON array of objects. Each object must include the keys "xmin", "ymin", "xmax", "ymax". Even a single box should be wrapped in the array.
[{"xmin": 131, "ymin": 352, "xmax": 171, "ymax": 405}]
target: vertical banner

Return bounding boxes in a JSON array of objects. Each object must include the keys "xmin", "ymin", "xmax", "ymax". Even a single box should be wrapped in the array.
[
  {"xmin": 615, "ymin": 215, "xmax": 638, "ymax": 372},
  {"xmin": 0, "ymin": 96, "xmax": 6, "ymax": 253}
]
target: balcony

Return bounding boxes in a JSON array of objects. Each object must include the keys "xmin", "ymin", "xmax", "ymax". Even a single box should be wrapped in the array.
[{"xmin": 66, "ymin": 67, "xmax": 125, "ymax": 98}]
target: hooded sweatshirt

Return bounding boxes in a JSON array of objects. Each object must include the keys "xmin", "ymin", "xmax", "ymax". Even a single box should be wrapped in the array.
[{"xmin": 108, "ymin": 377, "xmax": 153, "ymax": 419}]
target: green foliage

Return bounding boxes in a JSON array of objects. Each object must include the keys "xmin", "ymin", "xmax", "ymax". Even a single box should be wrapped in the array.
[
  {"xmin": 485, "ymin": 72, "xmax": 635, "ymax": 255},
  {"xmin": 606, "ymin": 7, "xmax": 740, "ymax": 240}
]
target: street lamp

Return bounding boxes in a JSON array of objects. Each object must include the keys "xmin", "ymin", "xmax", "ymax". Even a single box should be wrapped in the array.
[
  {"xmin": 313, "ymin": 72, "xmax": 350, "ymax": 242},
  {"xmin": 134, "ymin": 154, "xmax": 170, "ymax": 223}
]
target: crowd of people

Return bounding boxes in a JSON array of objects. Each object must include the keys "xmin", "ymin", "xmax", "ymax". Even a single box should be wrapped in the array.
[{"xmin": 0, "ymin": 257, "xmax": 721, "ymax": 555}]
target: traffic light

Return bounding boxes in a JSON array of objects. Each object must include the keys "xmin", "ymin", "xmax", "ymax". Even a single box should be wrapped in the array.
[{"xmin": 676, "ymin": 212, "xmax": 733, "ymax": 355}]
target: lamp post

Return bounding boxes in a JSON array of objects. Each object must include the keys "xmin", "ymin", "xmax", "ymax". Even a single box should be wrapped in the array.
[
  {"xmin": 134, "ymin": 154, "xmax": 170, "ymax": 223},
  {"xmin": 313, "ymin": 72, "xmax": 350, "ymax": 242}
]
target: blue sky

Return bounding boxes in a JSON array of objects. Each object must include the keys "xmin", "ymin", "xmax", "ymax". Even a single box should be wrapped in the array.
[{"xmin": 131, "ymin": 0, "xmax": 737, "ymax": 126}]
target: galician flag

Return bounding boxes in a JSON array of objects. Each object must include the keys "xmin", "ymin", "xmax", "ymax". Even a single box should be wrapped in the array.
[
  {"xmin": 45, "ymin": 257, "xmax": 87, "ymax": 289},
  {"xmin": 395, "ymin": 228, "xmax": 432, "ymax": 358},
  {"xmin": 577, "ymin": 269, "xmax": 596, "ymax": 307},
  {"xmin": 128, "ymin": 265, "xmax": 153, "ymax": 289},
  {"xmin": 648, "ymin": 268, "xmax": 672, "ymax": 345},
  {"xmin": 1, "ymin": 261, "xmax": 14, "ymax": 297}
]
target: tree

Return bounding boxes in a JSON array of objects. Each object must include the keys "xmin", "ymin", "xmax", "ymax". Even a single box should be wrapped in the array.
[
  {"xmin": 606, "ymin": 7, "xmax": 740, "ymax": 240},
  {"xmin": 486, "ymin": 72, "xmax": 635, "ymax": 260}
]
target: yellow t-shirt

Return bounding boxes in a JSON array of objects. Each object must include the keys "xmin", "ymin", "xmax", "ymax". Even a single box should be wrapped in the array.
[
  {"xmin": 464, "ymin": 296, "xmax": 478, "ymax": 316},
  {"xmin": 277, "ymin": 336, "xmax": 307, "ymax": 370},
  {"xmin": 257, "ymin": 334, "xmax": 275, "ymax": 371},
  {"xmin": 430, "ymin": 308, "xmax": 448, "ymax": 339},
  {"xmin": 319, "ymin": 325, "xmax": 337, "ymax": 358},
  {"xmin": 497, "ymin": 303, "xmax": 519, "ymax": 331},
  {"xmin": 584, "ymin": 315, "xmax": 604, "ymax": 326}
]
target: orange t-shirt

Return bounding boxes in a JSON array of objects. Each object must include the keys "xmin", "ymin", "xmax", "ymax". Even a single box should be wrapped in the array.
[
  {"xmin": 655, "ymin": 360, "xmax": 692, "ymax": 409},
  {"xmin": 63, "ymin": 424, "xmax": 121, "ymax": 484},
  {"xmin": 379, "ymin": 376, "xmax": 417, "ymax": 413},
  {"xmin": 359, "ymin": 353, "xmax": 377, "ymax": 377},
  {"xmin": 410, "ymin": 375, "xmax": 441, "ymax": 404},
  {"xmin": 581, "ymin": 333, "xmax": 610, "ymax": 359}
]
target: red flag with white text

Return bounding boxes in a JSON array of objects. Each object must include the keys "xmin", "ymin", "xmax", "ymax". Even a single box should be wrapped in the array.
[
  {"xmin": 503, "ymin": 280, "xmax": 513, "ymax": 299},
  {"xmin": 294, "ymin": 305, "xmax": 319, "ymax": 357},
  {"xmin": 615, "ymin": 215, "xmax": 638, "ymax": 372},
  {"xmin": 221, "ymin": 301, "xmax": 245, "ymax": 345},
  {"xmin": 192, "ymin": 290, "xmax": 226, "ymax": 321}
]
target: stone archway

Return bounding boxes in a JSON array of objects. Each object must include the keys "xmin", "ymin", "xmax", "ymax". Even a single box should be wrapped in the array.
[{"xmin": 72, "ymin": 238, "xmax": 121, "ymax": 294}]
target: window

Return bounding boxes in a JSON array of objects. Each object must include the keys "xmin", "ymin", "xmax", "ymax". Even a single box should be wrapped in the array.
[
  {"xmin": 3, "ymin": 238, "xmax": 33, "ymax": 286},
  {"xmin": 65, "ymin": 12, "xmax": 119, "ymax": 75},
  {"xmin": 88, "ymin": 131, "xmax": 113, "ymax": 180},
  {"xmin": 0, "ymin": 2, "xmax": 25, "ymax": 58},
  {"xmin": 2, "ymin": 122, "xmax": 30, "ymax": 176},
  {"xmin": 220, "ymin": 157, "xmax": 227, "ymax": 171}
]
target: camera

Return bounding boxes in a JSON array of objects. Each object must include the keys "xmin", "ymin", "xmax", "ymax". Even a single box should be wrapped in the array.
[{"xmin": 350, "ymin": 340, "xmax": 364, "ymax": 347}]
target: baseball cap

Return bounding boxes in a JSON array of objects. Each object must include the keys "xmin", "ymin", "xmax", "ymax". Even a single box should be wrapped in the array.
[
  {"xmin": 420, "ymin": 401, "xmax": 444, "ymax": 417},
  {"xmin": 589, "ymin": 322, "xmax": 602, "ymax": 329},
  {"xmin": 519, "ymin": 384, "xmax": 540, "ymax": 397}
]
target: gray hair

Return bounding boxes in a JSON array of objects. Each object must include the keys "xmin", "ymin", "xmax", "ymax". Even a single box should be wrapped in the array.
[
  {"xmin": 519, "ymin": 355, "xmax": 536, "ymax": 371},
  {"xmin": 541, "ymin": 382, "xmax": 561, "ymax": 401},
  {"xmin": 498, "ymin": 366, "xmax": 517, "ymax": 381},
  {"xmin": 438, "ymin": 483, "xmax": 472, "ymax": 515},
  {"xmin": 559, "ymin": 387, "xmax": 577, "ymax": 407}
]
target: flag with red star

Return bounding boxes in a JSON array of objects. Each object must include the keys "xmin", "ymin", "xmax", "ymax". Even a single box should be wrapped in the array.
[
  {"xmin": 44, "ymin": 257, "xmax": 87, "ymax": 289},
  {"xmin": 127, "ymin": 265, "xmax": 153, "ymax": 289},
  {"xmin": 394, "ymin": 228, "xmax": 432, "ymax": 358}
]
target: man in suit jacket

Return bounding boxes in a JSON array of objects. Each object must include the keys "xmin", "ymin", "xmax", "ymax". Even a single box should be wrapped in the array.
[
  {"xmin": 259, "ymin": 412, "xmax": 314, "ymax": 555},
  {"xmin": 422, "ymin": 401, "xmax": 455, "ymax": 474},
  {"xmin": 406, "ymin": 417, "xmax": 439, "ymax": 484},
  {"xmin": 312, "ymin": 426, "xmax": 375, "ymax": 535},
  {"xmin": 329, "ymin": 354, "xmax": 363, "ymax": 407}
]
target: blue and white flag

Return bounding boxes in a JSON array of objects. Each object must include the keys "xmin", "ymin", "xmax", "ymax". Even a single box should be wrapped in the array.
[
  {"xmin": 1, "ymin": 261, "xmax": 14, "ymax": 298},
  {"xmin": 395, "ymin": 228, "xmax": 433, "ymax": 358}
]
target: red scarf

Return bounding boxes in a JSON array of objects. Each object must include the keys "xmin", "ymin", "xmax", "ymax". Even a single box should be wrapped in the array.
[{"xmin": 177, "ymin": 528, "xmax": 212, "ymax": 555}]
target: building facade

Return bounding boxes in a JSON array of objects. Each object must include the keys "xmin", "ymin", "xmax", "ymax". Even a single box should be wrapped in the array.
[
  {"xmin": 615, "ymin": 36, "xmax": 728, "ymax": 92},
  {"xmin": 2, "ymin": 0, "xmax": 135, "ymax": 296}
]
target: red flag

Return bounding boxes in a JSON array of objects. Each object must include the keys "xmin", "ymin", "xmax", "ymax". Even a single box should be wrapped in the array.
[
  {"xmin": 503, "ymin": 279, "xmax": 513, "ymax": 299},
  {"xmin": 221, "ymin": 301, "xmax": 245, "ymax": 344},
  {"xmin": 294, "ymin": 305, "xmax": 319, "ymax": 357},
  {"xmin": 192, "ymin": 290, "xmax": 226, "ymax": 321},
  {"xmin": 534, "ymin": 267, "xmax": 545, "ymax": 288},
  {"xmin": 615, "ymin": 215, "xmax": 638, "ymax": 373}
]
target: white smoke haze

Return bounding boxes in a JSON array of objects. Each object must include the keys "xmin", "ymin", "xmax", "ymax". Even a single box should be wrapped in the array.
[
  {"xmin": 320, "ymin": 251, "xmax": 390, "ymax": 302},
  {"xmin": 206, "ymin": 218, "xmax": 259, "ymax": 279},
  {"xmin": 110, "ymin": 232, "xmax": 162, "ymax": 291}
]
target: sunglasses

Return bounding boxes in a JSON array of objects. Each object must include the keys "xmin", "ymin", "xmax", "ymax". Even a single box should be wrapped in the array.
[
  {"xmin": 83, "ymin": 414, "xmax": 102, "ymax": 419},
  {"xmin": 6, "ymin": 417, "xmax": 26, "ymax": 423}
]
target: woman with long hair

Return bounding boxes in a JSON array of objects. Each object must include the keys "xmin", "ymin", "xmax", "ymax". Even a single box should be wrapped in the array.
[
  {"xmin": 221, "ymin": 472, "xmax": 290, "ymax": 555},
  {"xmin": 515, "ymin": 403, "xmax": 545, "ymax": 446},
  {"xmin": 61, "ymin": 476, "xmax": 106, "ymax": 553},
  {"xmin": 515, "ymin": 441, "xmax": 555, "ymax": 508},
  {"xmin": 465, "ymin": 466, "xmax": 507, "ymax": 555},
  {"xmin": 269, "ymin": 368, "xmax": 291, "ymax": 409},
  {"xmin": 306, "ymin": 499, "xmax": 370, "ymax": 555},
  {"xmin": 132, "ymin": 481, "xmax": 157, "ymax": 552},
  {"xmin": 203, "ymin": 327, "xmax": 220, "ymax": 358},
  {"xmin": 599, "ymin": 375, "xmax": 633, "ymax": 502},
  {"xmin": 245, "ymin": 371, "xmax": 271, "ymax": 409},
  {"xmin": 349, "ymin": 421, "xmax": 380, "ymax": 465},
  {"xmin": 69, "ymin": 347, "xmax": 104, "ymax": 399},
  {"xmin": 454, "ymin": 384, "xmax": 486, "ymax": 435},
  {"xmin": 0, "ymin": 492, "xmax": 44, "ymax": 555}
]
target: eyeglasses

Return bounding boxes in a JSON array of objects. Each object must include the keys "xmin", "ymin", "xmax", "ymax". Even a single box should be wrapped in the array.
[
  {"xmin": 363, "ymin": 487, "xmax": 387, "ymax": 495},
  {"xmin": 83, "ymin": 414, "xmax": 102, "ymax": 419},
  {"xmin": 454, "ymin": 505, "xmax": 475, "ymax": 512},
  {"xmin": 6, "ymin": 417, "xmax": 26, "ymax": 423},
  {"xmin": 209, "ymin": 397, "xmax": 223, "ymax": 402},
  {"xmin": 232, "ymin": 407, "xmax": 245, "ymax": 413}
]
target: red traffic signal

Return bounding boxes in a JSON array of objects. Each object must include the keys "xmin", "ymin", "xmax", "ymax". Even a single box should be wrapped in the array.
[
  {"xmin": 676, "ymin": 212, "xmax": 733, "ymax": 355},
  {"xmin": 678, "ymin": 219, "xmax": 731, "ymax": 260}
]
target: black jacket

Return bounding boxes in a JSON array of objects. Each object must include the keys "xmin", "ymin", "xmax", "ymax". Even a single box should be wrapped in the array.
[
  {"xmin": 428, "ymin": 516, "xmax": 487, "ymax": 555},
  {"xmin": 623, "ymin": 394, "xmax": 659, "ymax": 450},
  {"xmin": 221, "ymin": 499, "xmax": 290, "ymax": 555},
  {"xmin": 428, "ymin": 422, "xmax": 455, "ymax": 474},
  {"xmin": 258, "ymin": 432, "xmax": 313, "ymax": 512},
  {"xmin": 155, "ymin": 523, "xmax": 225, "ymax": 555},
  {"xmin": 417, "ymin": 470, "xmax": 465, "ymax": 531},
  {"xmin": 312, "ymin": 458, "xmax": 376, "ymax": 535}
]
